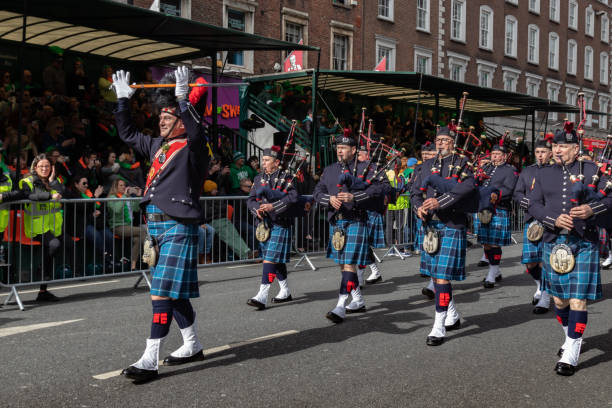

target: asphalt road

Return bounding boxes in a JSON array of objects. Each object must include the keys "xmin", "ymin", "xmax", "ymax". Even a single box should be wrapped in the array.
[{"xmin": 1, "ymin": 242, "xmax": 612, "ymax": 408}]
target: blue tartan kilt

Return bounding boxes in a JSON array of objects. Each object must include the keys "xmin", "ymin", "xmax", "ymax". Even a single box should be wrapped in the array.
[
  {"xmin": 521, "ymin": 222, "xmax": 543, "ymax": 264},
  {"xmin": 415, "ymin": 217, "xmax": 423, "ymax": 249},
  {"xmin": 367, "ymin": 211, "xmax": 386, "ymax": 249},
  {"xmin": 146, "ymin": 205, "xmax": 199, "ymax": 299},
  {"xmin": 475, "ymin": 208, "xmax": 511, "ymax": 246},
  {"xmin": 599, "ymin": 227, "xmax": 609, "ymax": 258},
  {"xmin": 419, "ymin": 220, "xmax": 467, "ymax": 281},
  {"xmin": 261, "ymin": 224, "xmax": 291, "ymax": 263},
  {"xmin": 327, "ymin": 218, "xmax": 370, "ymax": 265},
  {"xmin": 542, "ymin": 234, "xmax": 601, "ymax": 300}
]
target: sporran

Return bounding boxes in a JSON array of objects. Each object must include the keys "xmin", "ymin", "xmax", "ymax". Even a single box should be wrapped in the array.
[
  {"xmin": 526, "ymin": 220, "xmax": 544, "ymax": 242},
  {"xmin": 423, "ymin": 227, "xmax": 440, "ymax": 254},
  {"xmin": 549, "ymin": 243, "xmax": 575, "ymax": 274}
]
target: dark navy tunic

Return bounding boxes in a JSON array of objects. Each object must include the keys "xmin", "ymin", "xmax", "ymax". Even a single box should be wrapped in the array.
[
  {"xmin": 512, "ymin": 163, "xmax": 543, "ymax": 223},
  {"xmin": 479, "ymin": 162, "xmax": 518, "ymax": 210},
  {"xmin": 246, "ymin": 168, "xmax": 299, "ymax": 228}
]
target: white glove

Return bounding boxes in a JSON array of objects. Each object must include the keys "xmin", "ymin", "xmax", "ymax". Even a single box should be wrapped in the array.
[
  {"xmin": 111, "ymin": 70, "xmax": 135, "ymax": 99},
  {"xmin": 175, "ymin": 66, "xmax": 190, "ymax": 98}
]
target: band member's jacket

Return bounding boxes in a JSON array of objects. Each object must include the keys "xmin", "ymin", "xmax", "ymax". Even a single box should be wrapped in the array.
[
  {"xmin": 513, "ymin": 163, "xmax": 544, "ymax": 223},
  {"xmin": 479, "ymin": 162, "xmax": 518, "ymax": 211},
  {"xmin": 246, "ymin": 169, "xmax": 299, "ymax": 228},
  {"xmin": 114, "ymin": 98, "xmax": 209, "ymax": 221},
  {"xmin": 409, "ymin": 155, "xmax": 476, "ymax": 229},
  {"xmin": 528, "ymin": 160, "xmax": 612, "ymax": 243},
  {"xmin": 313, "ymin": 158, "xmax": 385, "ymax": 223}
]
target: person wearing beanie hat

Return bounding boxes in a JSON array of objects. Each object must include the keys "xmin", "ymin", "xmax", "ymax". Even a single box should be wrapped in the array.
[
  {"xmin": 473, "ymin": 140, "xmax": 518, "ymax": 290},
  {"xmin": 230, "ymin": 151, "xmax": 256, "ymax": 192},
  {"xmin": 409, "ymin": 125, "xmax": 477, "ymax": 346},
  {"xmin": 203, "ymin": 180, "xmax": 217, "ymax": 194},
  {"xmin": 313, "ymin": 134, "xmax": 386, "ymax": 323},
  {"xmin": 246, "ymin": 145, "xmax": 298, "ymax": 309},
  {"xmin": 513, "ymin": 132, "xmax": 553, "ymax": 314},
  {"xmin": 111, "ymin": 66, "xmax": 210, "ymax": 383},
  {"xmin": 529, "ymin": 120, "xmax": 612, "ymax": 376}
]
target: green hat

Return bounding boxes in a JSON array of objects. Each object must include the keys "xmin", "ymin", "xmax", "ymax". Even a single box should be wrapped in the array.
[{"xmin": 49, "ymin": 45, "xmax": 64, "ymax": 57}]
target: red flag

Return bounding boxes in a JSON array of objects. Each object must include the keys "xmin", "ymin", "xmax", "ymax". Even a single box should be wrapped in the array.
[
  {"xmin": 283, "ymin": 39, "xmax": 304, "ymax": 72},
  {"xmin": 374, "ymin": 56, "xmax": 387, "ymax": 71}
]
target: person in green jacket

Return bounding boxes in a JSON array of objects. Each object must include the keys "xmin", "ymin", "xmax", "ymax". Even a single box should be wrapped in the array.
[{"xmin": 229, "ymin": 151, "xmax": 256, "ymax": 192}]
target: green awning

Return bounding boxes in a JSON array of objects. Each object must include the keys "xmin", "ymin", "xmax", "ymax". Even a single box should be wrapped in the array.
[
  {"xmin": 0, "ymin": 0, "xmax": 319, "ymax": 64},
  {"xmin": 247, "ymin": 70, "xmax": 595, "ymax": 117}
]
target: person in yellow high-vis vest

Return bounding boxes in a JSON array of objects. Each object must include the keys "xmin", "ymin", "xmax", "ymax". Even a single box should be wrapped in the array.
[
  {"xmin": 17, "ymin": 154, "xmax": 64, "ymax": 301},
  {"xmin": 386, "ymin": 168, "xmax": 410, "ymax": 253}
]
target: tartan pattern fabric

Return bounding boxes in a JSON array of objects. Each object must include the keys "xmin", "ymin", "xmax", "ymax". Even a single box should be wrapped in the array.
[
  {"xmin": 419, "ymin": 220, "xmax": 467, "ymax": 281},
  {"xmin": 261, "ymin": 224, "xmax": 292, "ymax": 263},
  {"xmin": 599, "ymin": 227, "xmax": 609, "ymax": 258},
  {"xmin": 146, "ymin": 205, "xmax": 199, "ymax": 299},
  {"xmin": 327, "ymin": 218, "xmax": 370, "ymax": 265},
  {"xmin": 542, "ymin": 234, "xmax": 601, "ymax": 300},
  {"xmin": 367, "ymin": 211, "xmax": 386, "ymax": 248},
  {"xmin": 474, "ymin": 208, "xmax": 512, "ymax": 246},
  {"xmin": 521, "ymin": 222, "xmax": 543, "ymax": 264}
]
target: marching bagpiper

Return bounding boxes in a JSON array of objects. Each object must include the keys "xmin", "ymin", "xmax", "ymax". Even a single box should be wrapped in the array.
[
  {"xmin": 410, "ymin": 126, "xmax": 476, "ymax": 346},
  {"xmin": 529, "ymin": 120, "xmax": 612, "ymax": 376},
  {"xmin": 474, "ymin": 143, "xmax": 518, "ymax": 289},
  {"xmin": 313, "ymin": 134, "xmax": 387, "ymax": 323},
  {"xmin": 246, "ymin": 146, "xmax": 299, "ymax": 309},
  {"xmin": 512, "ymin": 134, "xmax": 553, "ymax": 313}
]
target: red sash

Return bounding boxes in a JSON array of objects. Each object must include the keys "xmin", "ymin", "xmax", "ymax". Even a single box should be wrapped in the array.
[{"xmin": 144, "ymin": 138, "xmax": 188, "ymax": 194}]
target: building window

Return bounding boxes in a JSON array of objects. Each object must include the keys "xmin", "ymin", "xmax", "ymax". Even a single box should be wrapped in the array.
[
  {"xmin": 568, "ymin": 0, "xmax": 578, "ymax": 30},
  {"xmin": 414, "ymin": 47, "xmax": 433, "ymax": 74},
  {"xmin": 525, "ymin": 74, "xmax": 542, "ymax": 97},
  {"xmin": 599, "ymin": 98, "xmax": 609, "ymax": 129},
  {"xmin": 477, "ymin": 60, "xmax": 496, "ymax": 88},
  {"xmin": 602, "ymin": 14, "xmax": 610, "ymax": 43},
  {"xmin": 505, "ymin": 16, "xmax": 518, "ymax": 58},
  {"xmin": 549, "ymin": 32, "xmax": 559, "ymax": 70},
  {"xmin": 416, "ymin": 0, "xmax": 430, "ymax": 32},
  {"xmin": 547, "ymin": 81, "xmax": 561, "ymax": 120},
  {"xmin": 378, "ymin": 0, "xmax": 394, "ymax": 20},
  {"xmin": 451, "ymin": 0, "xmax": 466, "ymax": 42},
  {"xmin": 585, "ymin": 46, "xmax": 594, "ymax": 80},
  {"xmin": 332, "ymin": 34, "xmax": 349, "ymax": 70},
  {"xmin": 506, "ymin": 0, "xmax": 518, "ymax": 4},
  {"xmin": 528, "ymin": 25, "xmax": 539, "ymax": 64},
  {"xmin": 375, "ymin": 35, "xmax": 397, "ymax": 71},
  {"xmin": 586, "ymin": 6, "xmax": 594, "ymax": 37},
  {"xmin": 549, "ymin": 0, "xmax": 559, "ymax": 22},
  {"xmin": 566, "ymin": 88, "xmax": 578, "ymax": 122},
  {"xmin": 479, "ymin": 6, "xmax": 493, "ymax": 50},
  {"xmin": 528, "ymin": 0, "xmax": 540, "ymax": 14},
  {"xmin": 601, "ymin": 52, "xmax": 609, "ymax": 84},
  {"xmin": 227, "ymin": 8, "xmax": 246, "ymax": 66},
  {"xmin": 567, "ymin": 40, "xmax": 577, "ymax": 75},
  {"xmin": 447, "ymin": 52, "xmax": 469, "ymax": 82},
  {"xmin": 584, "ymin": 94, "xmax": 594, "ymax": 126},
  {"xmin": 285, "ymin": 22, "xmax": 303, "ymax": 44},
  {"xmin": 502, "ymin": 67, "xmax": 520, "ymax": 92}
]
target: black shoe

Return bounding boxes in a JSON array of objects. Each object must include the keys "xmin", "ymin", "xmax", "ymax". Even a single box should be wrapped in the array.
[
  {"xmin": 366, "ymin": 275, "xmax": 382, "ymax": 284},
  {"xmin": 421, "ymin": 288, "xmax": 435, "ymax": 300},
  {"xmin": 532, "ymin": 296, "xmax": 540, "ymax": 305},
  {"xmin": 420, "ymin": 273, "xmax": 429, "ymax": 278},
  {"xmin": 121, "ymin": 366, "xmax": 158, "ymax": 382},
  {"xmin": 495, "ymin": 274, "xmax": 503, "ymax": 282},
  {"xmin": 36, "ymin": 291, "xmax": 60, "ymax": 302},
  {"xmin": 482, "ymin": 279, "xmax": 495, "ymax": 289},
  {"xmin": 271, "ymin": 294, "xmax": 293, "ymax": 303},
  {"xmin": 557, "ymin": 348, "xmax": 564, "ymax": 358},
  {"xmin": 246, "ymin": 298, "xmax": 266, "ymax": 310},
  {"xmin": 163, "ymin": 350, "xmax": 205, "ymax": 366},
  {"xmin": 533, "ymin": 306, "xmax": 549, "ymax": 315},
  {"xmin": 345, "ymin": 305, "xmax": 366, "ymax": 314},
  {"xmin": 325, "ymin": 311, "xmax": 344, "ymax": 324},
  {"xmin": 477, "ymin": 261, "xmax": 489, "ymax": 267},
  {"xmin": 426, "ymin": 336, "xmax": 444, "ymax": 346},
  {"xmin": 445, "ymin": 319, "xmax": 461, "ymax": 331},
  {"xmin": 555, "ymin": 362, "xmax": 576, "ymax": 376}
]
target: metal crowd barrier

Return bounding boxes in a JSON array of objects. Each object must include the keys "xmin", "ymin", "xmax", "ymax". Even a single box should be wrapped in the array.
[{"xmin": 0, "ymin": 195, "xmax": 525, "ymax": 310}]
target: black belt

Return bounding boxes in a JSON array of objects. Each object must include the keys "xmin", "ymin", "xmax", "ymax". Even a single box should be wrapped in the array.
[{"xmin": 147, "ymin": 213, "xmax": 173, "ymax": 222}]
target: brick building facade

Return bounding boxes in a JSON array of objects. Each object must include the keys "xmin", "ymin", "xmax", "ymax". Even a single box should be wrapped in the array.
[{"xmin": 125, "ymin": 0, "xmax": 611, "ymax": 138}]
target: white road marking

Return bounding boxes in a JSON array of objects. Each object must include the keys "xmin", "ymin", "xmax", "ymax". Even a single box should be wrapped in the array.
[
  {"xmin": 92, "ymin": 329, "xmax": 299, "ymax": 380},
  {"xmin": 0, "ymin": 319, "xmax": 84, "ymax": 338},
  {"xmin": 0, "ymin": 280, "xmax": 120, "ymax": 297}
]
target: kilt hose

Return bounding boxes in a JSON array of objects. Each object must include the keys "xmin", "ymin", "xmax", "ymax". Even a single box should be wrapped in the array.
[
  {"xmin": 419, "ymin": 220, "xmax": 467, "ymax": 281},
  {"xmin": 327, "ymin": 218, "xmax": 370, "ymax": 266},
  {"xmin": 542, "ymin": 234, "xmax": 601, "ymax": 300},
  {"xmin": 367, "ymin": 211, "xmax": 386, "ymax": 249},
  {"xmin": 261, "ymin": 224, "xmax": 292, "ymax": 263},
  {"xmin": 146, "ymin": 205, "xmax": 199, "ymax": 299},
  {"xmin": 475, "ymin": 208, "xmax": 512, "ymax": 247},
  {"xmin": 521, "ymin": 222, "xmax": 543, "ymax": 264}
]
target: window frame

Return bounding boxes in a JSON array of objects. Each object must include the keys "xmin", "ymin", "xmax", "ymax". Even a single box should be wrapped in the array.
[
  {"xmin": 477, "ymin": 59, "xmax": 497, "ymax": 88},
  {"xmin": 585, "ymin": 46, "xmax": 594, "ymax": 81},
  {"xmin": 447, "ymin": 51, "xmax": 470, "ymax": 82},
  {"xmin": 451, "ymin": 0, "xmax": 466, "ymax": 43},
  {"xmin": 222, "ymin": 1, "xmax": 255, "ymax": 73},
  {"xmin": 568, "ymin": 0, "xmax": 578, "ymax": 31},
  {"xmin": 525, "ymin": 73, "xmax": 542, "ymax": 97},
  {"xmin": 602, "ymin": 13, "xmax": 610, "ymax": 43},
  {"xmin": 414, "ymin": 46, "xmax": 433, "ymax": 74},
  {"xmin": 548, "ymin": 32, "xmax": 559, "ymax": 70},
  {"xmin": 599, "ymin": 96, "xmax": 609, "ymax": 129},
  {"xmin": 567, "ymin": 39, "xmax": 577, "ymax": 75},
  {"xmin": 546, "ymin": 79, "xmax": 562, "ymax": 120},
  {"xmin": 600, "ymin": 51, "xmax": 609, "ymax": 85},
  {"xmin": 502, "ymin": 66, "xmax": 521, "ymax": 92},
  {"xmin": 377, "ymin": 0, "xmax": 394, "ymax": 22},
  {"xmin": 281, "ymin": 8, "xmax": 309, "ymax": 68},
  {"xmin": 585, "ymin": 6, "xmax": 595, "ymax": 37},
  {"xmin": 565, "ymin": 85, "xmax": 579, "ymax": 122},
  {"xmin": 479, "ymin": 6, "xmax": 494, "ymax": 51},
  {"xmin": 549, "ymin": 0, "xmax": 560, "ymax": 22},
  {"xmin": 528, "ymin": 0, "xmax": 540, "ymax": 14},
  {"xmin": 330, "ymin": 21, "xmax": 354, "ymax": 71},
  {"xmin": 504, "ymin": 15, "xmax": 518, "ymax": 58},
  {"xmin": 527, "ymin": 24, "xmax": 540, "ymax": 65},
  {"xmin": 416, "ymin": 0, "xmax": 430, "ymax": 32},
  {"xmin": 375, "ymin": 34, "xmax": 397, "ymax": 71}
]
